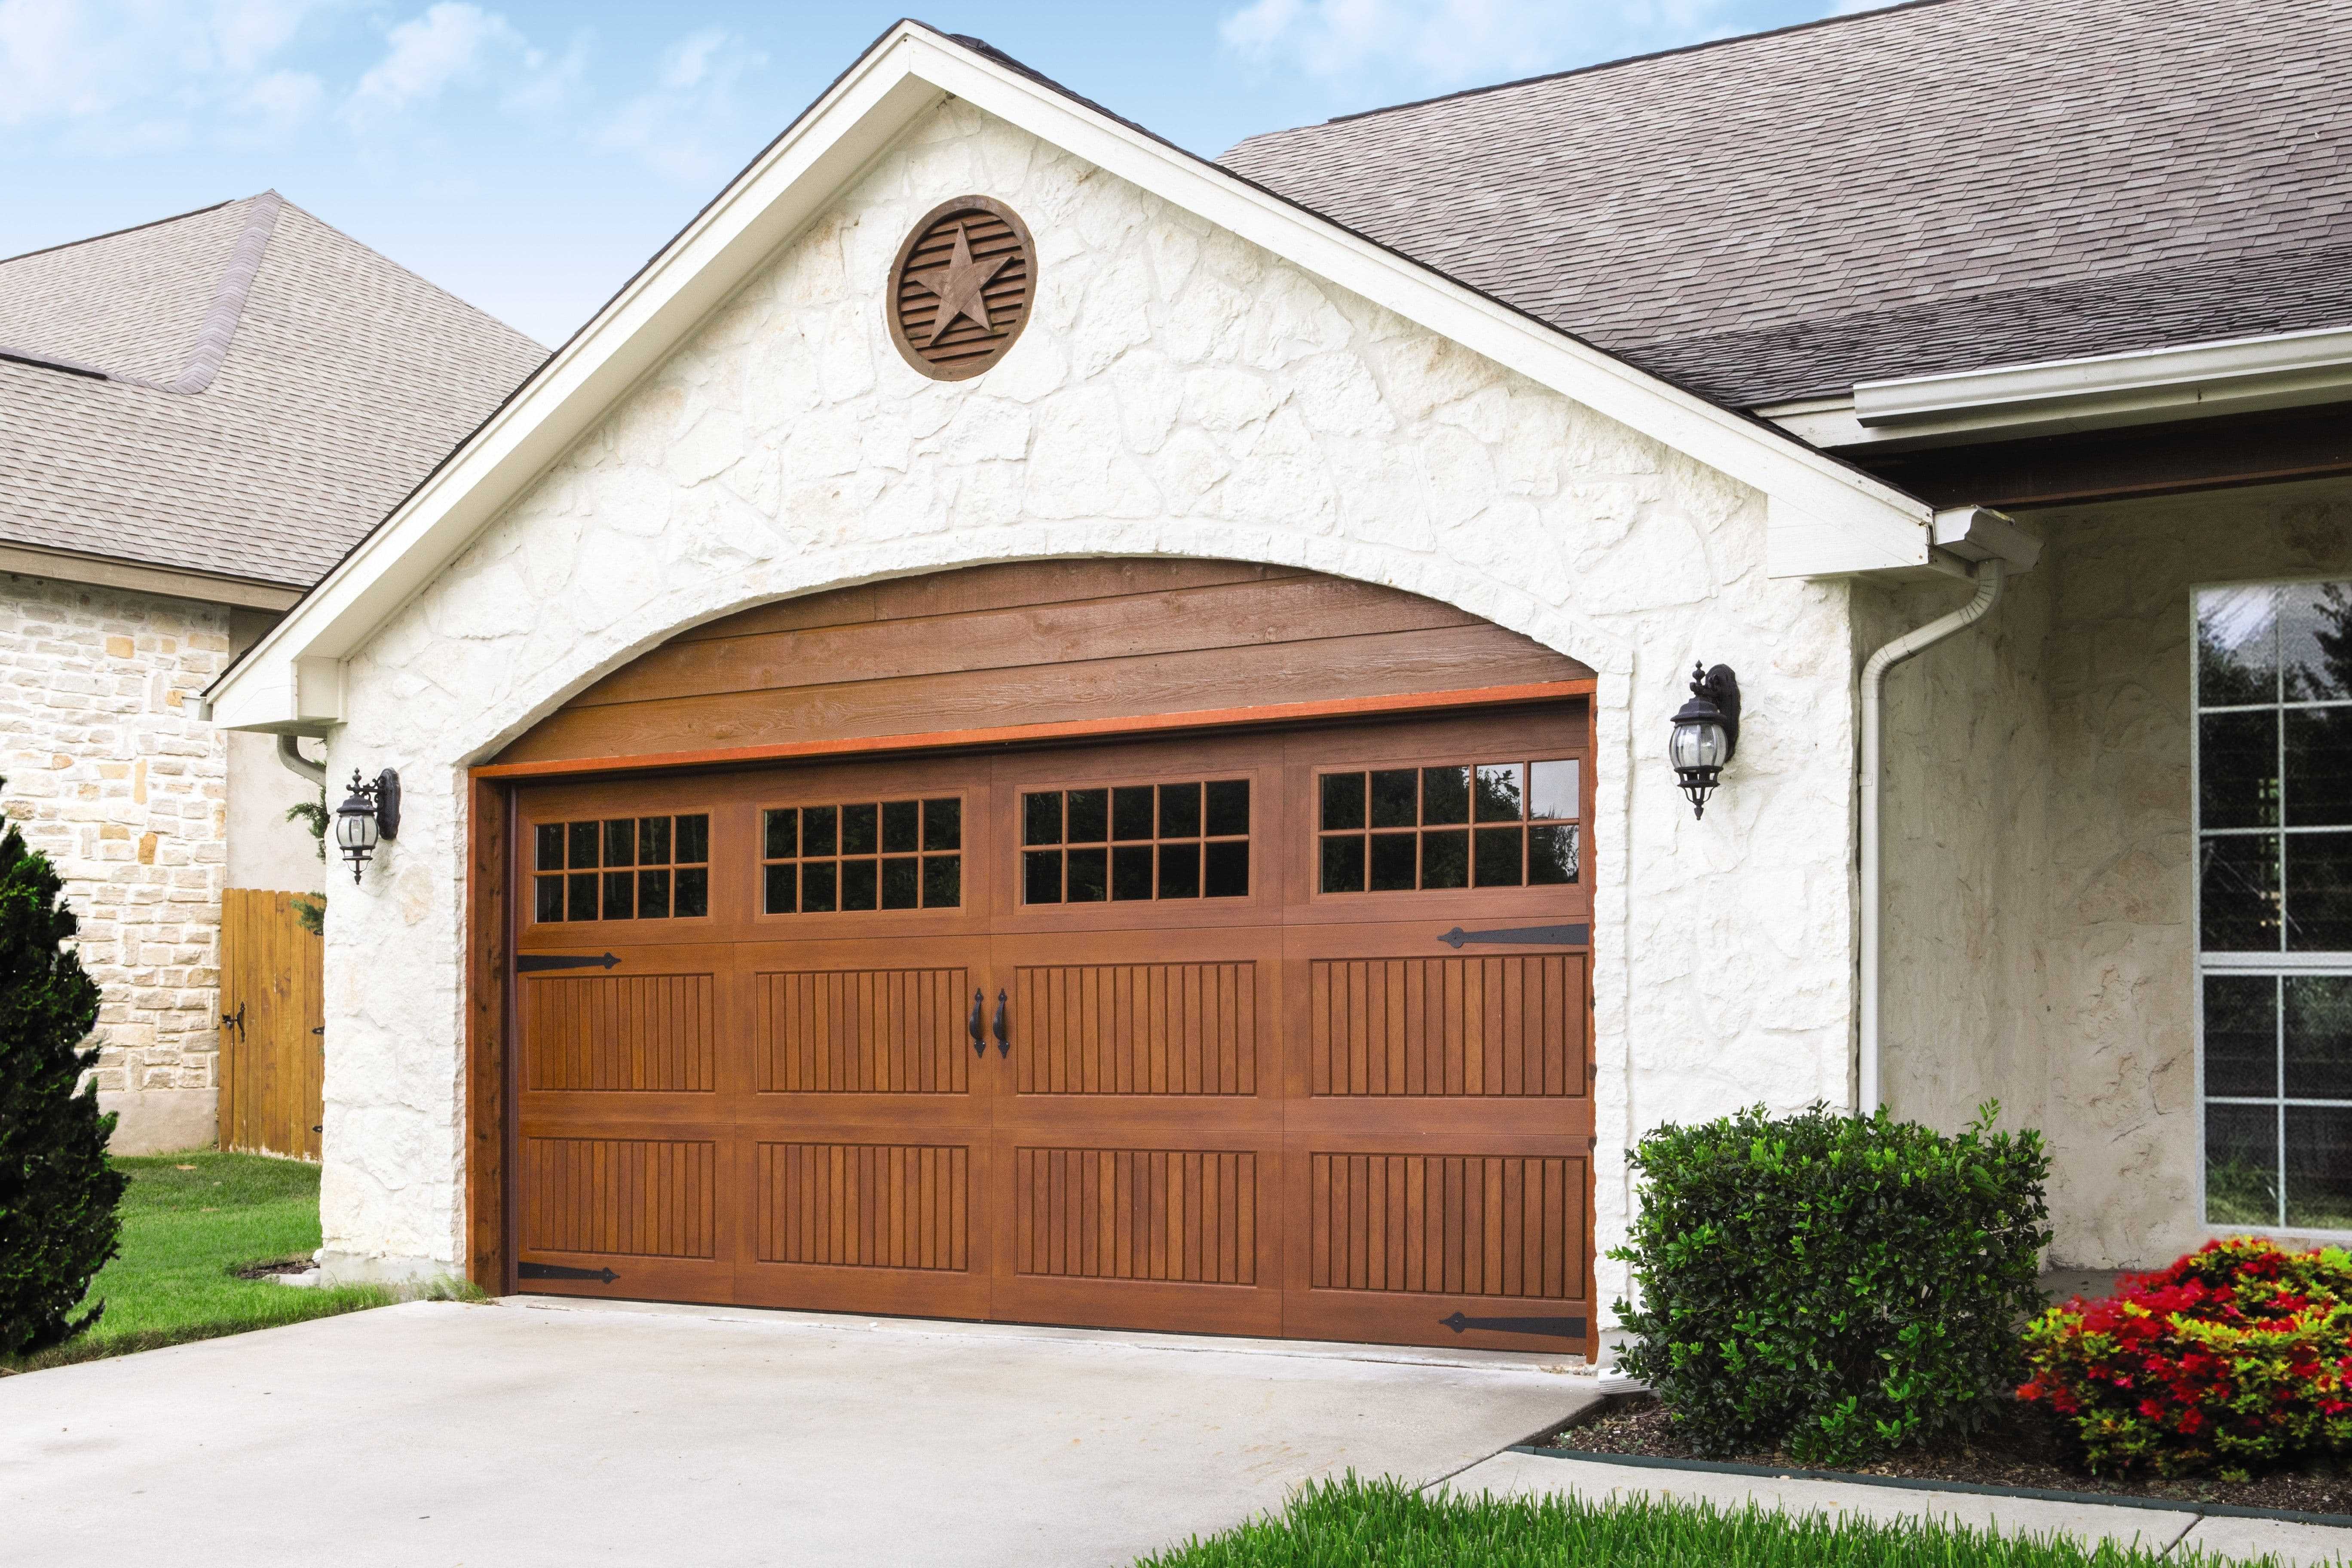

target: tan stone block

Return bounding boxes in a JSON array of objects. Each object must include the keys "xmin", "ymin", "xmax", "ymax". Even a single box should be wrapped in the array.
[{"xmin": 104, "ymin": 635, "xmax": 133, "ymax": 658}]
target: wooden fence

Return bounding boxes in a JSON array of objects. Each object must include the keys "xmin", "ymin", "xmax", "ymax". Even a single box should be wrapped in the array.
[{"xmin": 218, "ymin": 888, "xmax": 325, "ymax": 1160}]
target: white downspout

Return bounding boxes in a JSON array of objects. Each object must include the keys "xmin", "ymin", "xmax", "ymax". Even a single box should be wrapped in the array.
[{"xmin": 1858, "ymin": 560, "xmax": 2005, "ymax": 1114}]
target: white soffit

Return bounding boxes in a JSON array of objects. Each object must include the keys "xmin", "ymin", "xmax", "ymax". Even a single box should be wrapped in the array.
[
  {"xmin": 1765, "ymin": 323, "xmax": 2352, "ymax": 450},
  {"xmin": 206, "ymin": 23, "xmax": 1935, "ymax": 733}
]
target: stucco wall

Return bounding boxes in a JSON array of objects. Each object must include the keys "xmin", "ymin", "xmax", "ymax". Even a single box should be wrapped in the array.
[
  {"xmin": 0, "ymin": 572, "xmax": 230, "ymax": 1154},
  {"xmin": 224, "ymin": 609, "xmax": 328, "ymax": 897},
  {"xmin": 1878, "ymin": 474, "xmax": 2352, "ymax": 1268},
  {"xmin": 312, "ymin": 98, "xmax": 1869, "ymax": 1299}
]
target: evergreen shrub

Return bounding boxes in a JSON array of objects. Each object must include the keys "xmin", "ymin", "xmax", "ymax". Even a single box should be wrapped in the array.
[
  {"xmin": 1612, "ymin": 1102, "xmax": 2050, "ymax": 1466},
  {"xmin": 0, "ymin": 778, "xmax": 126, "ymax": 1356}
]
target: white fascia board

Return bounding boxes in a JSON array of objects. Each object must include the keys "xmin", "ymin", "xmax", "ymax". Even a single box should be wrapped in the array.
[
  {"xmin": 211, "ymin": 27, "xmax": 1932, "ymax": 732},
  {"xmin": 1770, "ymin": 325, "xmax": 2352, "ymax": 451}
]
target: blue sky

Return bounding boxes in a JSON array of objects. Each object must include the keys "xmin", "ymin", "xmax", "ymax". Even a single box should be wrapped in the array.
[{"xmin": 0, "ymin": 0, "xmax": 1883, "ymax": 344}]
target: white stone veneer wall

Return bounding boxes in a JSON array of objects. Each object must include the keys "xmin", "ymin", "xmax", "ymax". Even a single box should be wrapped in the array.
[
  {"xmin": 1877, "ymin": 475, "xmax": 2352, "ymax": 1269},
  {"xmin": 0, "ymin": 572, "xmax": 230, "ymax": 1154},
  {"xmin": 315, "ymin": 100, "xmax": 1870, "ymax": 1302}
]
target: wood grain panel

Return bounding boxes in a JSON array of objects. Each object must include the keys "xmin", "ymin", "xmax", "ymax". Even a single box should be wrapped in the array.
[
  {"xmin": 755, "ymin": 968, "xmax": 971, "ymax": 1094},
  {"xmin": 1308, "ymin": 1153, "xmax": 1584, "ymax": 1298},
  {"xmin": 756, "ymin": 1142, "xmax": 970, "ymax": 1270},
  {"xmin": 218, "ymin": 888, "xmax": 324, "ymax": 1160},
  {"xmin": 573, "ymin": 576, "xmax": 1477, "ymax": 709},
  {"xmin": 1310, "ymin": 955, "xmax": 1585, "ymax": 1098},
  {"xmin": 521, "ymin": 1137, "xmax": 716, "ymax": 1258},
  {"xmin": 499, "ymin": 560, "xmax": 1591, "ymax": 767},
  {"xmin": 674, "ymin": 559, "xmax": 1289, "ymax": 642},
  {"xmin": 1014, "ymin": 962, "xmax": 1256, "ymax": 1096},
  {"xmin": 523, "ymin": 972, "xmax": 716, "ymax": 1092},
  {"xmin": 1015, "ymin": 1148, "xmax": 1257, "ymax": 1285}
]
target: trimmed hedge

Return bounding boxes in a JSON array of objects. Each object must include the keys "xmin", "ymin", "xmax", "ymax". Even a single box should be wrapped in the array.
[
  {"xmin": 2021, "ymin": 1237, "xmax": 2352, "ymax": 1478},
  {"xmin": 1612, "ymin": 1102, "xmax": 2051, "ymax": 1466}
]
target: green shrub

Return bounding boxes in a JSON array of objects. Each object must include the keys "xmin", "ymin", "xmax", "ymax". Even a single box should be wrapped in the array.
[
  {"xmin": 0, "ymin": 777, "xmax": 126, "ymax": 1355},
  {"xmin": 1611, "ymin": 1102, "xmax": 2050, "ymax": 1466},
  {"xmin": 2020, "ymin": 1237, "xmax": 2352, "ymax": 1478}
]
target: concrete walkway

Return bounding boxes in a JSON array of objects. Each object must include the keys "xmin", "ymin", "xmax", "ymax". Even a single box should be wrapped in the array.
[
  {"xmin": 0, "ymin": 1297, "xmax": 1593, "ymax": 1567},
  {"xmin": 1446, "ymin": 1450, "xmax": 2352, "ymax": 1565}
]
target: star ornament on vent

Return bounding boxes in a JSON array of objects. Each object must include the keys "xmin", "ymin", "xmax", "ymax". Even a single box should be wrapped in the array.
[
  {"xmin": 887, "ymin": 196, "xmax": 1035, "ymax": 381},
  {"xmin": 903, "ymin": 222, "xmax": 1011, "ymax": 346}
]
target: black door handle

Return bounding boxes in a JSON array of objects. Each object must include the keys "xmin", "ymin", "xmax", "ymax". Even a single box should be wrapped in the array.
[
  {"xmin": 992, "ymin": 988, "xmax": 1010, "ymax": 1057},
  {"xmin": 968, "ymin": 988, "xmax": 986, "ymax": 1057}
]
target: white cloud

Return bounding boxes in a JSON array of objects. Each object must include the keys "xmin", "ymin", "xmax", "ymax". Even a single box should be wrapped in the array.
[
  {"xmin": 0, "ymin": 0, "xmax": 330, "ymax": 140},
  {"xmin": 1219, "ymin": 0, "xmax": 1758, "ymax": 88},
  {"xmin": 345, "ymin": 3, "xmax": 518, "ymax": 121},
  {"xmin": 341, "ymin": 3, "xmax": 585, "ymax": 129},
  {"xmin": 595, "ymin": 27, "xmax": 768, "ymax": 185}
]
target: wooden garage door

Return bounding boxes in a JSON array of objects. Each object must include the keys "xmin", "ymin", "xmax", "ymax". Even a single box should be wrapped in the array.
[{"xmin": 508, "ymin": 707, "xmax": 1593, "ymax": 1354}]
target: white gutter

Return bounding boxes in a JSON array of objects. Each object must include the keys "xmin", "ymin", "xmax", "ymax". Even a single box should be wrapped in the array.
[
  {"xmin": 1763, "ymin": 323, "xmax": 2352, "ymax": 451},
  {"xmin": 1857, "ymin": 560, "xmax": 2006, "ymax": 1114}
]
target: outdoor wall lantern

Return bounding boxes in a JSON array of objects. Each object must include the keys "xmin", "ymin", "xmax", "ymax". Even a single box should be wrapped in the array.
[
  {"xmin": 1668, "ymin": 663, "xmax": 1741, "ymax": 819},
  {"xmin": 334, "ymin": 768, "xmax": 401, "ymax": 882}
]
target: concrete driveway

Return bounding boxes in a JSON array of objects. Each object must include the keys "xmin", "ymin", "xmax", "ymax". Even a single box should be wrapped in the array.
[{"xmin": 0, "ymin": 1297, "xmax": 1593, "ymax": 1566}]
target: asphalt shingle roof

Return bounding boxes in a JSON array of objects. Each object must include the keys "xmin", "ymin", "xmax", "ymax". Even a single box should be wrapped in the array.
[
  {"xmin": 1219, "ymin": 0, "xmax": 2352, "ymax": 408},
  {"xmin": 0, "ymin": 193, "xmax": 545, "ymax": 588}
]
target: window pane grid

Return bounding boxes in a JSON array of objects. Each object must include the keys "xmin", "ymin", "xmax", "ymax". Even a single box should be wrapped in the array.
[
  {"xmin": 761, "ymin": 799, "xmax": 961, "ymax": 913},
  {"xmin": 2198, "ymin": 577, "xmax": 2352, "ymax": 1231},
  {"xmin": 1021, "ymin": 779, "xmax": 1250, "ymax": 904},
  {"xmin": 532, "ymin": 814, "xmax": 709, "ymax": 922},
  {"xmin": 1316, "ymin": 758, "xmax": 1580, "ymax": 894}
]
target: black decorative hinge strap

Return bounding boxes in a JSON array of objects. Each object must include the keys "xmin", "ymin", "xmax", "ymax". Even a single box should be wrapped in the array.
[
  {"xmin": 515, "ymin": 952, "xmax": 621, "ymax": 973},
  {"xmin": 1437, "ymin": 924, "xmax": 1589, "ymax": 949},
  {"xmin": 1439, "ymin": 1311, "xmax": 1587, "ymax": 1338},
  {"xmin": 518, "ymin": 1261, "xmax": 619, "ymax": 1283}
]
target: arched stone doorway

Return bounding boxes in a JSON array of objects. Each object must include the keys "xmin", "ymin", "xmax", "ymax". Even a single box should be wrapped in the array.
[{"xmin": 477, "ymin": 558, "xmax": 1599, "ymax": 1354}]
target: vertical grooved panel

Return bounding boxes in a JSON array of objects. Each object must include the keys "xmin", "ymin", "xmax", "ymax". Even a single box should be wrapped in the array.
[
  {"xmin": 522, "ymin": 1138, "xmax": 715, "ymax": 1257},
  {"xmin": 1308, "ymin": 1153, "xmax": 1585, "ymax": 1299},
  {"xmin": 756, "ymin": 969, "xmax": 969, "ymax": 1093},
  {"xmin": 524, "ymin": 974, "xmax": 716, "ymax": 1091},
  {"xmin": 1014, "ymin": 964, "xmax": 1256, "ymax": 1096},
  {"xmin": 1311, "ymin": 955, "xmax": 1585, "ymax": 1097},
  {"xmin": 756, "ymin": 1142, "xmax": 970, "ymax": 1270},
  {"xmin": 1014, "ymin": 1148, "xmax": 1257, "ymax": 1284}
]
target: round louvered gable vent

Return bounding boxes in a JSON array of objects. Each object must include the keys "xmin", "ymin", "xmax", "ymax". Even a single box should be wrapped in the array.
[{"xmin": 886, "ymin": 196, "xmax": 1035, "ymax": 381}]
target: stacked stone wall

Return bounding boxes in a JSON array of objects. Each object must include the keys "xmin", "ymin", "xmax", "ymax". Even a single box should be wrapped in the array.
[{"xmin": 0, "ymin": 572, "xmax": 230, "ymax": 1150}]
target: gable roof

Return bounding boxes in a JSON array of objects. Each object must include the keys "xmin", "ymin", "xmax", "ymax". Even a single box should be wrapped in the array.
[
  {"xmin": 1220, "ymin": 0, "xmax": 2352, "ymax": 409},
  {"xmin": 207, "ymin": 21, "xmax": 1941, "ymax": 733},
  {"xmin": 0, "ymin": 193, "xmax": 545, "ymax": 591}
]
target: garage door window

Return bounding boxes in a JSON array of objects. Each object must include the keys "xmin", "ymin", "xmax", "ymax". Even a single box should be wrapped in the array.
[
  {"xmin": 1022, "ymin": 779, "xmax": 1250, "ymax": 904},
  {"xmin": 1317, "ymin": 760, "xmax": 1579, "ymax": 894},
  {"xmin": 533, "ymin": 813, "xmax": 709, "ymax": 922},
  {"xmin": 763, "ymin": 799, "xmax": 962, "ymax": 913}
]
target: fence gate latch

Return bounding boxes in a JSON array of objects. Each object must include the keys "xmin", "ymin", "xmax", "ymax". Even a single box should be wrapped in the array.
[{"xmin": 220, "ymin": 1002, "xmax": 247, "ymax": 1039}]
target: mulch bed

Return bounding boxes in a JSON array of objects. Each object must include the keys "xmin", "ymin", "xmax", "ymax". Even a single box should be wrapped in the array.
[
  {"xmin": 1551, "ymin": 1394, "xmax": 2352, "ymax": 1517},
  {"xmin": 231, "ymin": 1258, "xmax": 315, "ymax": 1280}
]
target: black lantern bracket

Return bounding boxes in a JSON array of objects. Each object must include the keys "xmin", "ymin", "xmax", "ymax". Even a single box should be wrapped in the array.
[
  {"xmin": 334, "ymin": 767, "xmax": 402, "ymax": 883},
  {"xmin": 1685, "ymin": 664, "xmax": 1740, "ymax": 759},
  {"xmin": 1668, "ymin": 662, "xmax": 1742, "ymax": 820}
]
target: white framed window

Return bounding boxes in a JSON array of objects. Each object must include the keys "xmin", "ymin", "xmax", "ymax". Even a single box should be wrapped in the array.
[{"xmin": 2195, "ymin": 578, "xmax": 2352, "ymax": 1232}]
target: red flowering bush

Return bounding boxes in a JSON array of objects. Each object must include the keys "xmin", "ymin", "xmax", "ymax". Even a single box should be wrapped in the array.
[{"xmin": 2019, "ymin": 1237, "xmax": 2352, "ymax": 1477}]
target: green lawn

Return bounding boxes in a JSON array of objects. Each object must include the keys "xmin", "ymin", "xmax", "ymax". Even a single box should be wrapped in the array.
[
  {"xmin": 1136, "ymin": 1476, "xmax": 2288, "ymax": 1568},
  {"xmin": 1, "ymin": 1151, "xmax": 395, "ymax": 1375}
]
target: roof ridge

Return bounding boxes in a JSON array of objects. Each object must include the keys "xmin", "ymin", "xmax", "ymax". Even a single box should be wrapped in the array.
[
  {"xmin": 0, "ymin": 192, "xmax": 281, "ymax": 395},
  {"xmin": 1243, "ymin": 0, "xmax": 1953, "ymax": 138},
  {"xmin": 104, "ymin": 192, "xmax": 282, "ymax": 396}
]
